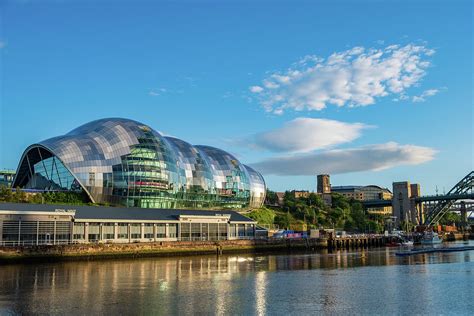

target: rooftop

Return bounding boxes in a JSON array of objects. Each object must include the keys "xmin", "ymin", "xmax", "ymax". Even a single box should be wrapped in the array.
[{"xmin": 0, "ymin": 202, "xmax": 255, "ymax": 223}]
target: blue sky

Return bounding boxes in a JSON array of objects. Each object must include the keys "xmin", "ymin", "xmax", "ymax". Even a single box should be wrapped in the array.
[{"xmin": 0, "ymin": 0, "xmax": 472, "ymax": 194}]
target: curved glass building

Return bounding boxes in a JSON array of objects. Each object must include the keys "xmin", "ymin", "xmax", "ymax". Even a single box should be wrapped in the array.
[{"xmin": 12, "ymin": 118, "xmax": 266, "ymax": 209}]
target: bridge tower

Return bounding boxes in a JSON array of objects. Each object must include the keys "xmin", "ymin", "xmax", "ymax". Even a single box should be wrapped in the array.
[
  {"xmin": 392, "ymin": 182, "xmax": 422, "ymax": 226},
  {"xmin": 410, "ymin": 184, "xmax": 424, "ymax": 224}
]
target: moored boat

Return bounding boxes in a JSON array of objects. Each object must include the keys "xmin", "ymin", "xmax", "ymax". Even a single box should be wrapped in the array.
[{"xmin": 421, "ymin": 232, "xmax": 442, "ymax": 245}]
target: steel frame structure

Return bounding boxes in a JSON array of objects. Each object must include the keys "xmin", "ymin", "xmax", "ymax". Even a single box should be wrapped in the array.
[{"xmin": 423, "ymin": 171, "xmax": 474, "ymax": 226}]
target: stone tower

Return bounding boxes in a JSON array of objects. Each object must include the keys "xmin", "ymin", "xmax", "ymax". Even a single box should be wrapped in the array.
[{"xmin": 317, "ymin": 174, "xmax": 331, "ymax": 194}]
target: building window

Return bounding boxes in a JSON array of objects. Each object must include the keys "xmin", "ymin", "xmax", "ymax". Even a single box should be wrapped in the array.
[
  {"xmin": 56, "ymin": 222, "xmax": 71, "ymax": 243},
  {"xmin": 73, "ymin": 223, "xmax": 85, "ymax": 240},
  {"xmin": 102, "ymin": 223, "xmax": 115, "ymax": 240},
  {"xmin": 88, "ymin": 223, "xmax": 100, "ymax": 242},
  {"xmin": 144, "ymin": 223, "xmax": 154, "ymax": 239},
  {"xmin": 130, "ymin": 224, "xmax": 141, "ymax": 239},
  {"xmin": 219, "ymin": 223, "xmax": 227, "ymax": 239},
  {"xmin": 238, "ymin": 224, "xmax": 245, "ymax": 237},
  {"xmin": 118, "ymin": 223, "xmax": 128, "ymax": 239},
  {"xmin": 168, "ymin": 224, "xmax": 177, "ymax": 238},
  {"xmin": 156, "ymin": 224, "xmax": 166, "ymax": 238},
  {"xmin": 191, "ymin": 223, "xmax": 201, "ymax": 241},
  {"xmin": 246, "ymin": 224, "xmax": 254, "ymax": 237},
  {"xmin": 181, "ymin": 223, "xmax": 190, "ymax": 240},
  {"xmin": 209, "ymin": 223, "xmax": 218, "ymax": 240}
]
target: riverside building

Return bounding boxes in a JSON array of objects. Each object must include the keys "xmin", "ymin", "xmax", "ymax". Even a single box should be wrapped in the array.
[{"xmin": 0, "ymin": 202, "xmax": 257, "ymax": 247}]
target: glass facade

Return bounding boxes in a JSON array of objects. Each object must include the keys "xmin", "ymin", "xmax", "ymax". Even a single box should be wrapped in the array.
[{"xmin": 13, "ymin": 118, "xmax": 266, "ymax": 209}]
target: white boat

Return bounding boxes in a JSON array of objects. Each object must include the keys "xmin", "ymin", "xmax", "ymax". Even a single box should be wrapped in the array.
[
  {"xmin": 421, "ymin": 232, "xmax": 442, "ymax": 245},
  {"xmin": 401, "ymin": 240, "xmax": 414, "ymax": 246}
]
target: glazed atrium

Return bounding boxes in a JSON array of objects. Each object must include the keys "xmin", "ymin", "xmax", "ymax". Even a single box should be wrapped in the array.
[{"xmin": 12, "ymin": 118, "xmax": 266, "ymax": 210}]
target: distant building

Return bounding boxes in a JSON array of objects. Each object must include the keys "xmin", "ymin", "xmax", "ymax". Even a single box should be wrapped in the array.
[
  {"xmin": 331, "ymin": 185, "xmax": 393, "ymax": 215},
  {"xmin": 292, "ymin": 190, "xmax": 310, "ymax": 199},
  {"xmin": 331, "ymin": 185, "xmax": 392, "ymax": 201},
  {"xmin": 0, "ymin": 170, "xmax": 15, "ymax": 188}
]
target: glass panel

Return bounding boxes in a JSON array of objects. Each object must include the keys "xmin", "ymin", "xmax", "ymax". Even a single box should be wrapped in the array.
[{"xmin": 168, "ymin": 224, "xmax": 177, "ymax": 238}]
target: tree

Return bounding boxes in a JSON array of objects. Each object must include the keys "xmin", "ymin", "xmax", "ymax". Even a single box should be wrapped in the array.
[
  {"xmin": 275, "ymin": 212, "xmax": 295, "ymax": 230},
  {"xmin": 439, "ymin": 211, "xmax": 461, "ymax": 226},
  {"xmin": 12, "ymin": 187, "xmax": 28, "ymax": 203},
  {"xmin": 0, "ymin": 186, "xmax": 13, "ymax": 202},
  {"xmin": 331, "ymin": 193, "xmax": 350, "ymax": 211},
  {"xmin": 350, "ymin": 201, "xmax": 366, "ymax": 232},
  {"xmin": 247, "ymin": 207, "xmax": 276, "ymax": 225},
  {"xmin": 307, "ymin": 193, "xmax": 325, "ymax": 209},
  {"xmin": 265, "ymin": 189, "xmax": 279, "ymax": 205}
]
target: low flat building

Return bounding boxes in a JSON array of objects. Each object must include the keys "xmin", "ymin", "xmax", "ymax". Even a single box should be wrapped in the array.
[{"xmin": 0, "ymin": 203, "xmax": 257, "ymax": 247}]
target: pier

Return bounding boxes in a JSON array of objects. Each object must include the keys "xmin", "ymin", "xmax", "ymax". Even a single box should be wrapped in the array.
[{"xmin": 327, "ymin": 235, "xmax": 390, "ymax": 249}]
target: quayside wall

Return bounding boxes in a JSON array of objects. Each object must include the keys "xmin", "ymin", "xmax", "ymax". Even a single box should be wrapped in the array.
[{"xmin": 0, "ymin": 237, "xmax": 390, "ymax": 263}]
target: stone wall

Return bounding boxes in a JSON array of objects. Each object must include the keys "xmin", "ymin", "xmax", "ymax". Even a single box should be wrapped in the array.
[{"xmin": 0, "ymin": 239, "xmax": 320, "ymax": 262}]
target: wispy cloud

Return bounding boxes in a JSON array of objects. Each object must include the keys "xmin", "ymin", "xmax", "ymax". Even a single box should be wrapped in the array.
[
  {"xmin": 412, "ymin": 88, "xmax": 440, "ymax": 103},
  {"xmin": 250, "ymin": 43, "xmax": 435, "ymax": 114},
  {"xmin": 0, "ymin": 41, "xmax": 6, "ymax": 49},
  {"xmin": 249, "ymin": 142, "xmax": 436, "ymax": 176},
  {"xmin": 148, "ymin": 88, "xmax": 167, "ymax": 97},
  {"xmin": 239, "ymin": 117, "xmax": 371, "ymax": 153}
]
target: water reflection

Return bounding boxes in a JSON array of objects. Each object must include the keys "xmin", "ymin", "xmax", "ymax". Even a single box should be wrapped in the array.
[{"xmin": 0, "ymin": 242, "xmax": 473, "ymax": 315}]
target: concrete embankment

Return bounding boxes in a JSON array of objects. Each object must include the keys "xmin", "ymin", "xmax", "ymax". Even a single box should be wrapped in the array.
[{"xmin": 0, "ymin": 237, "xmax": 386, "ymax": 263}]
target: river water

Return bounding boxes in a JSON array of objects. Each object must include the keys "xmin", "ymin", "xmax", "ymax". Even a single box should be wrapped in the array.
[{"xmin": 0, "ymin": 241, "xmax": 473, "ymax": 315}]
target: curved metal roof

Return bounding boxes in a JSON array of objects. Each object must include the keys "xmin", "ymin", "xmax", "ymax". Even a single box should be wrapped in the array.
[{"xmin": 13, "ymin": 118, "xmax": 266, "ymax": 209}]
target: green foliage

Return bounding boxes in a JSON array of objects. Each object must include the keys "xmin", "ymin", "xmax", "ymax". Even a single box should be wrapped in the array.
[
  {"xmin": 0, "ymin": 186, "xmax": 90, "ymax": 205},
  {"xmin": 439, "ymin": 211, "xmax": 461, "ymax": 226},
  {"xmin": 274, "ymin": 211, "xmax": 296, "ymax": 229},
  {"xmin": 0, "ymin": 186, "xmax": 28, "ymax": 203},
  {"xmin": 0, "ymin": 186, "xmax": 13, "ymax": 202},
  {"xmin": 259, "ymin": 188, "xmax": 388, "ymax": 232},
  {"xmin": 332, "ymin": 193, "xmax": 350, "ymax": 211},
  {"xmin": 247, "ymin": 206, "xmax": 276, "ymax": 225},
  {"xmin": 41, "ymin": 191, "xmax": 88, "ymax": 204}
]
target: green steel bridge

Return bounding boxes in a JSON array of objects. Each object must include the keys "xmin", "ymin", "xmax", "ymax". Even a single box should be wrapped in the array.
[{"xmin": 362, "ymin": 171, "xmax": 474, "ymax": 226}]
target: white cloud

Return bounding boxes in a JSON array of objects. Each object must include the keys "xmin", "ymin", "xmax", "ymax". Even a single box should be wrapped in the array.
[
  {"xmin": 149, "ymin": 87, "xmax": 168, "ymax": 96},
  {"xmin": 412, "ymin": 88, "xmax": 439, "ymax": 103},
  {"xmin": 250, "ymin": 85, "xmax": 264, "ymax": 93},
  {"xmin": 0, "ymin": 41, "xmax": 5, "ymax": 49},
  {"xmin": 250, "ymin": 43, "xmax": 435, "ymax": 114},
  {"xmin": 250, "ymin": 142, "xmax": 436, "ymax": 176},
  {"xmin": 246, "ymin": 117, "xmax": 371, "ymax": 153}
]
